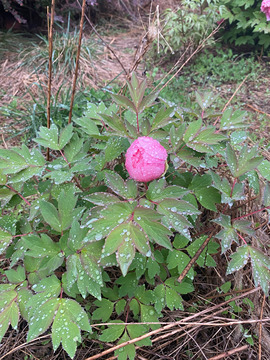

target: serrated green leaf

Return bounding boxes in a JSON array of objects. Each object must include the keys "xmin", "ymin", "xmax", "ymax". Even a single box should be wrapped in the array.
[
  {"xmin": 220, "ymin": 108, "xmax": 247, "ymax": 130},
  {"xmin": 104, "ymin": 137, "xmax": 129, "ymax": 163},
  {"xmin": 105, "ymin": 172, "xmax": 129, "ymax": 198},
  {"xmin": 226, "ymin": 143, "xmax": 238, "ymax": 177},
  {"xmin": 40, "ymin": 200, "xmax": 61, "ymax": 232},
  {"xmin": 115, "ymin": 299, "xmax": 126, "ymax": 315},
  {"xmin": 165, "ymin": 286, "xmax": 183, "ymax": 311},
  {"xmin": 183, "ymin": 118, "xmax": 202, "ymax": 143},
  {"xmin": 140, "ymin": 304, "xmax": 160, "ymax": 330},
  {"xmin": 0, "ymin": 289, "xmax": 19, "ymax": 342},
  {"xmin": 226, "ymin": 246, "xmax": 249, "ymax": 274},
  {"xmin": 195, "ymin": 187, "xmax": 221, "ymax": 211},
  {"xmin": 51, "ymin": 299, "xmax": 91, "ymax": 359},
  {"xmin": 115, "ymin": 331, "xmax": 136, "ymax": 360},
  {"xmin": 110, "ymin": 93, "xmax": 137, "ymax": 112},
  {"xmin": 151, "ymin": 106, "xmax": 175, "ymax": 131},
  {"xmin": 27, "ymin": 298, "xmax": 59, "ymax": 342},
  {"xmin": 99, "ymin": 321, "xmax": 125, "ymax": 342},
  {"xmin": 59, "ymin": 124, "xmax": 73, "ymax": 149},
  {"xmin": 127, "ymin": 324, "xmax": 152, "ymax": 346},
  {"xmin": 0, "ymin": 228, "xmax": 13, "ymax": 255},
  {"xmin": 258, "ymin": 160, "xmax": 270, "ymax": 181},
  {"xmin": 5, "ymin": 266, "xmax": 25, "ymax": 284},
  {"xmin": 58, "ymin": 190, "xmax": 77, "ymax": 230},
  {"xmin": 34, "ymin": 124, "xmax": 60, "ymax": 150},
  {"xmin": 92, "ymin": 299, "xmax": 114, "ymax": 322},
  {"xmin": 135, "ymin": 215, "xmax": 172, "ymax": 250}
]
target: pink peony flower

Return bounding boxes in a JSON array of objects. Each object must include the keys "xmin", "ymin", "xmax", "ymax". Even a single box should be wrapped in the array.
[
  {"xmin": 261, "ymin": 0, "xmax": 270, "ymax": 21},
  {"xmin": 125, "ymin": 136, "xmax": 168, "ymax": 182}
]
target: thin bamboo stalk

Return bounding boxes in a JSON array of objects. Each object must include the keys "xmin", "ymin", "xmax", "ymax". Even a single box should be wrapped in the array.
[
  {"xmin": 46, "ymin": 0, "xmax": 55, "ymax": 161},
  {"xmin": 68, "ymin": 0, "xmax": 87, "ymax": 124}
]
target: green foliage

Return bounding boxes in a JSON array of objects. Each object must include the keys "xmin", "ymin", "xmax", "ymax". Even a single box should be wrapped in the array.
[
  {"xmin": 187, "ymin": 47, "xmax": 262, "ymax": 85},
  {"xmin": 0, "ymin": 73, "xmax": 269, "ymax": 358},
  {"xmin": 221, "ymin": 0, "xmax": 270, "ymax": 50},
  {"xmin": 156, "ymin": 0, "xmax": 226, "ymax": 56}
]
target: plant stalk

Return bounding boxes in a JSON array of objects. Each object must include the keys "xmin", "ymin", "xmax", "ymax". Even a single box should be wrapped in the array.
[
  {"xmin": 46, "ymin": 0, "xmax": 55, "ymax": 161},
  {"xmin": 68, "ymin": 0, "xmax": 87, "ymax": 124}
]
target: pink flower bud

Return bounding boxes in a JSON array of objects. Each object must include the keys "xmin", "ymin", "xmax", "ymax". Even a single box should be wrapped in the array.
[
  {"xmin": 261, "ymin": 0, "xmax": 270, "ymax": 21},
  {"xmin": 125, "ymin": 136, "xmax": 168, "ymax": 182}
]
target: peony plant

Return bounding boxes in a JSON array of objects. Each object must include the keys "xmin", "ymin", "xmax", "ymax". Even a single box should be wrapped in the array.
[{"xmin": 0, "ymin": 73, "xmax": 270, "ymax": 359}]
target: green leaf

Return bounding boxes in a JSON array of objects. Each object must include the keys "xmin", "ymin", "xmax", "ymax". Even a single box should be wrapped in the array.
[
  {"xmin": 195, "ymin": 187, "xmax": 221, "ymax": 211},
  {"xmin": 249, "ymin": 247, "xmax": 270, "ymax": 294},
  {"xmin": 99, "ymin": 321, "xmax": 125, "ymax": 342},
  {"xmin": 0, "ymin": 149, "xmax": 28, "ymax": 174},
  {"xmin": 99, "ymin": 113, "xmax": 128, "ymax": 136},
  {"xmin": 51, "ymin": 299, "xmax": 91, "ymax": 359},
  {"xmin": 115, "ymin": 331, "xmax": 136, "ymax": 360},
  {"xmin": 5, "ymin": 266, "xmax": 25, "ymax": 284},
  {"xmin": 59, "ymin": 124, "xmax": 73, "ymax": 149},
  {"xmin": 92, "ymin": 299, "xmax": 114, "ymax": 322},
  {"xmin": 0, "ymin": 228, "xmax": 12, "ymax": 255},
  {"xmin": 73, "ymin": 117, "xmax": 101, "ymax": 137},
  {"xmin": 226, "ymin": 246, "xmax": 249, "ymax": 274},
  {"xmin": 169, "ymin": 124, "xmax": 185, "ymax": 151},
  {"xmin": 173, "ymin": 148, "xmax": 205, "ymax": 168},
  {"xmin": 23, "ymin": 234, "xmax": 61, "ymax": 258},
  {"xmin": 147, "ymin": 180, "xmax": 188, "ymax": 202},
  {"xmin": 40, "ymin": 200, "xmax": 61, "ymax": 232},
  {"xmin": 165, "ymin": 286, "xmax": 183, "ymax": 311},
  {"xmin": 110, "ymin": 93, "xmax": 137, "ymax": 112},
  {"xmin": 167, "ymin": 250, "xmax": 194, "ymax": 279},
  {"xmin": 226, "ymin": 143, "xmax": 238, "ymax": 177},
  {"xmin": 186, "ymin": 236, "xmax": 219, "ymax": 267},
  {"xmin": 0, "ymin": 287, "xmax": 19, "ymax": 342},
  {"xmin": 84, "ymin": 192, "xmax": 121, "ymax": 206},
  {"xmin": 135, "ymin": 215, "xmax": 172, "ymax": 250},
  {"xmin": 214, "ymin": 215, "xmax": 238, "ymax": 253},
  {"xmin": 105, "ymin": 172, "xmax": 129, "ymax": 198},
  {"xmin": 139, "ymin": 91, "xmax": 158, "ymax": 112},
  {"xmin": 140, "ymin": 304, "xmax": 160, "ymax": 330},
  {"xmin": 58, "ymin": 190, "xmax": 77, "ymax": 230},
  {"xmin": 195, "ymin": 91, "xmax": 218, "ymax": 110},
  {"xmin": 27, "ymin": 298, "xmax": 59, "ymax": 341},
  {"xmin": 258, "ymin": 160, "xmax": 270, "ymax": 181},
  {"xmin": 34, "ymin": 124, "xmax": 60, "ymax": 150},
  {"xmin": 157, "ymin": 198, "xmax": 200, "ymax": 216},
  {"xmin": 115, "ymin": 299, "xmax": 126, "ymax": 315},
  {"xmin": 183, "ymin": 118, "xmax": 202, "ymax": 143},
  {"xmin": 104, "ymin": 137, "xmax": 129, "ymax": 163},
  {"xmin": 127, "ymin": 324, "xmax": 152, "ymax": 346},
  {"xmin": 220, "ymin": 108, "xmax": 247, "ymax": 130},
  {"xmin": 151, "ymin": 106, "xmax": 175, "ymax": 131}
]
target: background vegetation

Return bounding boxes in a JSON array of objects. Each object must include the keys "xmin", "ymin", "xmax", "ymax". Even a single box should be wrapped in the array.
[{"xmin": 0, "ymin": 1, "xmax": 270, "ymax": 359}]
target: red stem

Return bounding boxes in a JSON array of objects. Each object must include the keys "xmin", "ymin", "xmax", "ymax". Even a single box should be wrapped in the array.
[
  {"xmin": 237, "ymin": 232, "xmax": 248, "ymax": 245},
  {"xmin": 233, "ymin": 206, "xmax": 270, "ymax": 221},
  {"xmin": 12, "ymin": 230, "xmax": 49, "ymax": 238},
  {"xmin": 6, "ymin": 185, "xmax": 31, "ymax": 206},
  {"xmin": 136, "ymin": 111, "xmax": 139, "ymax": 133}
]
